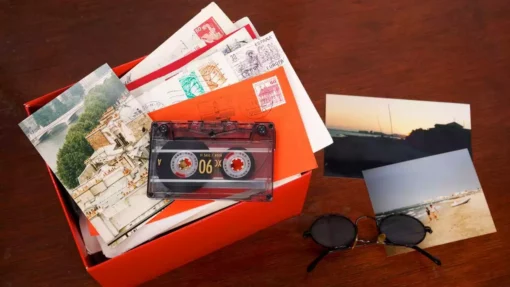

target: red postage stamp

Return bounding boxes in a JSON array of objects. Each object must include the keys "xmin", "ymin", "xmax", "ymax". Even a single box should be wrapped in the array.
[
  {"xmin": 252, "ymin": 76, "xmax": 286, "ymax": 112},
  {"xmin": 194, "ymin": 17, "xmax": 225, "ymax": 44}
]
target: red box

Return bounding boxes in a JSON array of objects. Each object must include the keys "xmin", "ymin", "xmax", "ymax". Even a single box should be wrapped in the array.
[{"xmin": 24, "ymin": 59, "xmax": 313, "ymax": 286}]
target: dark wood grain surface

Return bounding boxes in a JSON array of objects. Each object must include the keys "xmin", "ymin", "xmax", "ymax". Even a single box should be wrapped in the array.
[{"xmin": 1, "ymin": 0, "xmax": 510, "ymax": 286}]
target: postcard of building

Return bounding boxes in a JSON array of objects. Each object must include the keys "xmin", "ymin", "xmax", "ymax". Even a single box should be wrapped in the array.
[
  {"xmin": 19, "ymin": 64, "xmax": 170, "ymax": 245},
  {"xmin": 363, "ymin": 149, "xmax": 496, "ymax": 256},
  {"xmin": 324, "ymin": 94, "xmax": 472, "ymax": 178}
]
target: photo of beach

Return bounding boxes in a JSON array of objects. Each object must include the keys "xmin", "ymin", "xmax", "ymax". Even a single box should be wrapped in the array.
[
  {"xmin": 324, "ymin": 94, "xmax": 471, "ymax": 178},
  {"xmin": 363, "ymin": 149, "xmax": 496, "ymax": 256}
]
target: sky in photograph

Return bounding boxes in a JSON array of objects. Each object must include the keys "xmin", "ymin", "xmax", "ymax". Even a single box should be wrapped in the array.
[
  {"xmin": 325, "ymin": 95, "xmax": 471, "ymax": 135},
  {"xmin": 363, "ymin": 149, "xmax": 481, "ymax": 213}
]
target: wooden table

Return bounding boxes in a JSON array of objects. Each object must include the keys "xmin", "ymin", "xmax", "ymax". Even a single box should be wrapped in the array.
[{"xmin": 1, "ymin": 0, "xmax": 509, "ymax": 286}]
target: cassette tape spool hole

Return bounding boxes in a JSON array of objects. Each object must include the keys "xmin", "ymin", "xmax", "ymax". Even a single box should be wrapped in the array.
[
  {"xmin": 156, "ymin": 140, "xmax": 212, "ymax": 193},
  {"xmin": 220, "ymin": 148, "xmax": 255, "ymax": 180},
  {"xmin": 257, "ymin": 124, "xmax": 268, "ymax": 136},
  {"xmin": 158, "ymin": 123, "xmax": 168, "ymax": 133}
]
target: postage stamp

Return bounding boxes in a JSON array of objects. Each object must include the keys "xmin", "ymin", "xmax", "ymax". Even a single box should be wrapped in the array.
[
  {"xmin": 252, "ymin": 76, "xmax": 286, "ymax": 112},
  {"xmin": 232, "ymin": 49, "xmax": 264, "ymax": 79},
  {"xmin": 198, "ymin": 63, "xmax": 227, "ymax": 90},
  {"xmin": 179, "ymin": 71, "xmax": 205, "ymax": 99},
  {"xmin": 227, "ymin": 33, "xmax": 285, "ymax": 80},
  {"xmin": 194, "ymin": 17, "xmax": 225, "ymax": 44},
  {"xmin": 256, "ymin": 42, "xmax": 283, "ymax": 70}
]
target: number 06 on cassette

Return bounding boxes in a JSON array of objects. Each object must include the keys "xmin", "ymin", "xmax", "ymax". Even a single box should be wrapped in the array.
[{"xmin": 147, "ymin": 121, "xmax": 275, "ymax": 201}]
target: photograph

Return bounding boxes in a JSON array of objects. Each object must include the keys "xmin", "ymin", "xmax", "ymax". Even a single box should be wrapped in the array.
[
  {"xmin": 19, "ymin": 64, "xmax": 169, "ymax": 246},
  {"xmin": 363, "ymin": 149, "xmax": 496, "ymax": 256},
  {"xmin": 324, "ymin": 94, "xmax": 472, "ymax": 178}
]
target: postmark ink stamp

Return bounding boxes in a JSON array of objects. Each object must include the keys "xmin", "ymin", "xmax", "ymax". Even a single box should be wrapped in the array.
[
  {"xmin": 197, "ymin": 97, "xmax": 235, "ymax": 121},
  {"xmin": 142, "ymin": 101, "xmax": 164, "ymax": 113},
  {"xmin": 221, "ymin": 39, "xmax": 249, "ymax": 55}
]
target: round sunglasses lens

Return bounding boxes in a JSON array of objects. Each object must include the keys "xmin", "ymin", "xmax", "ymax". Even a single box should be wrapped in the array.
[
  {"xmin": 379, "ymin": 215, "xmax": 426, "ymax": 245},
  {"xmin": 310, "ymin": 215, "xmax": 356, "ymax": 248}
]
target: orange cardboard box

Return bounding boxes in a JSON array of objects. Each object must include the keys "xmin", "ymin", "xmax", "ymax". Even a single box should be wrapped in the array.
[{"xmin": 24, "ymin": 58, "xmax": 313, "ymax": 286}]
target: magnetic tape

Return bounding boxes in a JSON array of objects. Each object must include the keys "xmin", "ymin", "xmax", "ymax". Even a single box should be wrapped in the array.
[{"xmin": 147, "ymin": 121, "xmax": 275, "ymax": 201}]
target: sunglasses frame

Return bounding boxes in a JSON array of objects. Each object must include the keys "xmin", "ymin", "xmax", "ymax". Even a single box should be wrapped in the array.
[
  {"xmin": 378, "ymin": 214, "xmax": 429, "ymax": 246},
  {"xmin": 304, "ymin": 214, "xmax": 357, "ymax": 249},
  {"xmin": 303, "ymin": 213, "xmax": 441, "ymax": 272}
]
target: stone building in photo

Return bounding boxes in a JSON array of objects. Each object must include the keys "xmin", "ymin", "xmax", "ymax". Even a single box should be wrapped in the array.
[{"xmin": 70, "ymin": 96, "xmax": 159, "ymax": 245}]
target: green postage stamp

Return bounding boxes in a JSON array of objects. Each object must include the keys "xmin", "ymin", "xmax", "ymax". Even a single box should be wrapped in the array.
[{"xmin": 179, "ymin": 71, "xmax": 205, "ymax": 99}]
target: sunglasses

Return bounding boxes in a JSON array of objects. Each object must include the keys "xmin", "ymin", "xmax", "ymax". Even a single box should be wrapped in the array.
[{"xmin": 303, "ymin": 214, "xmax": 441, "ymax": 272}]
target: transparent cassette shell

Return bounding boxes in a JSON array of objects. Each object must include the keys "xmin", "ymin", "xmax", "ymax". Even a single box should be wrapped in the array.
[{"xmin": 147, "ymin": 121, "xmax": 275, "ymax": 201}]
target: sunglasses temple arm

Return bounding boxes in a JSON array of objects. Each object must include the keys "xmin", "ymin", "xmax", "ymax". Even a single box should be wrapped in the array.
[
  {"xmin": 411, "ymin": 246, "xmax": 442, "ymax": 266},
  {"xmin": 307, "ymin": 249, "xmax": 331, "ymax": 272}
]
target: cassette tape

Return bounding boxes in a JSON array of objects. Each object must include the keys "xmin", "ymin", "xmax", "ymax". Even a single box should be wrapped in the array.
[{"xmin": 147, "ymin": 121, "xmax": 275, "ymax": 201}]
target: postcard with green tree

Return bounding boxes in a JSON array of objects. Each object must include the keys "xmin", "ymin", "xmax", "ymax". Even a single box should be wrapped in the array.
[{"xmin": 20, "ymin": 64, "xmax": 169, "ymax": 246}]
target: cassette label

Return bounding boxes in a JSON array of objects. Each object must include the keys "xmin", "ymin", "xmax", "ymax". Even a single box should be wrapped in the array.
[{"xmin": 147, "ymin": 121, "xmax": 275, "ymax": 201}]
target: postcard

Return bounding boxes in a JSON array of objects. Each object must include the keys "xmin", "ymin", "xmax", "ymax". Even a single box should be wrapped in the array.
[
  {"xmin": 19, "ymin": 64, "xmax": 170, "ymax": 245},
  {"xmin": 121, "ymin": 2, "xmax": 236, "ymax": 84},
  {"xmin": 149, "ymin": 67, "xmax": 318, "ymax": 181},
  {"xmin": 324, "ymin": 94, "xmax": 472, "ymax": 178},
  {"xmin": 363, "ymin": 149, "xmax": 496, "ymax": 256}
]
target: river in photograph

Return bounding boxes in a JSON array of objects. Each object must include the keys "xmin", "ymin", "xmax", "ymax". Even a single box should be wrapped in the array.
[{"xmin": 34, "ymin": 108, "xmax": 84, "ymax": 172}]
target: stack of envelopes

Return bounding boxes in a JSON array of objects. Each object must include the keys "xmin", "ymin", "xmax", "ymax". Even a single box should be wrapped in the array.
[{"xmin": 19, "ymin": 2, "xmax": 333, "ymax": 258}]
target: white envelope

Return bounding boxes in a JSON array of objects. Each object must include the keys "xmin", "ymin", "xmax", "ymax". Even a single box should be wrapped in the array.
[
  {"xmin": 121, "ymin": 2, "xmax": 236, "ymax": 84},
  {"xmin": 234, "ymin": 17, "xmax": 260, "ymax": 37},
  {"xmin": 129, "ymin": 26, "xmax": 255, "ymax": 98}
]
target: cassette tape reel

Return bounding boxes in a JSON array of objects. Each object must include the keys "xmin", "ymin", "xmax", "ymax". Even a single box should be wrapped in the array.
[{"xmin": 147, "ymin": 121, "xmax": 275, "ymax": 201}]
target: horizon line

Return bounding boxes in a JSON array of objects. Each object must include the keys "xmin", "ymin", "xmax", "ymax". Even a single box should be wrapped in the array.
[{"xmin": 328, "ymin": 122, "xmax": 471, "ymax": 133}]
